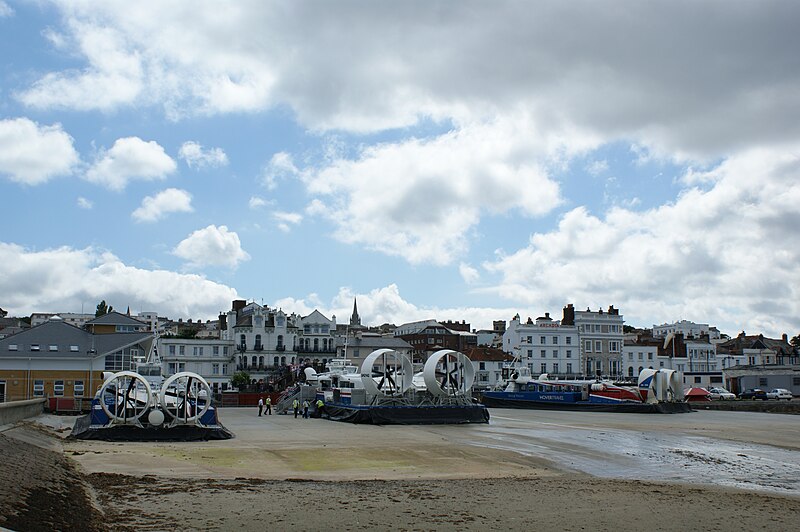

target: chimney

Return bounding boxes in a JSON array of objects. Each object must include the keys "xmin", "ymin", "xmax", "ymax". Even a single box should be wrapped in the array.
[
  {"xmin": 562, "ymin": 304, "xmax": 575, "ymax": 326},
  {"xmin": 219, "ymin": 313, "xmax": 227, "ymax": 331},
  {"xmin": 232, "ymin": 299, "xmax": 246, "ymax": 313},
  {"xmin": 782, "ymin": 333, "xmax": 788, "ymax": 343}
]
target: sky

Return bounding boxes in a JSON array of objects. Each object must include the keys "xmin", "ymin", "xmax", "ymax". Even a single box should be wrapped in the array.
[{"xmin": 1, "ymin": 1, "xmax": 799, "ymax": 338}]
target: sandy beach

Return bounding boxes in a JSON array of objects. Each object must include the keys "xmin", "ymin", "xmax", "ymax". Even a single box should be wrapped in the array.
[{"xmin": 1, "ymin": 408, "xmax": 799, "ymax": 531}]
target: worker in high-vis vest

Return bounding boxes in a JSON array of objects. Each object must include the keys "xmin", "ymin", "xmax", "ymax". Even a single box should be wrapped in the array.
[
  {"xmin": 316, "ymin": 398, "xmax": 326, "ymax": 418},
  {"xmin": 292, "ymin": 398, "xmax": 300, "ymax": 418}
]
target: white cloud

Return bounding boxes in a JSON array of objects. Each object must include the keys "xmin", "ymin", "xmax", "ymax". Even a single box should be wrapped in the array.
[
  {"xmin": 17, "ymin": 2, "xmax": 800, "ymax": 160},
  {"xmin": 173, "ymin": 225, "xmax": 250, "ymax": 268},
  {"xmin": 77, "ymin": 197, "xmax": 93, "ymax": 209},
  {"xmin": 178, "ymin": 141, "xmax": 228, "ymax": 169},
  {"xmin": 19, "ymin": 20, "xmax": 143, "ymax": 111},
  {"xmin": 132, "ymin": 188, "xmax": 193, "ymax": 222},
  {"xmin": 0, "ymin": 118, "xmax": 79, "ymax": 185},
  {"xmin": 262, "ymin": 152, "xmax": 298, "ymax": 190},
  {"xmin": 248, "ymin": 196, "xmax": 267, "ymax": 209},
  {"xmin": 273, "ymin": 211, "xmax": 302, "ymax": 233},
  {"xmin": 85, "ymin": 137, "xmax": 176, "ymax": 191},
  {"xmin": 0, "ymin": 1, "xmax": 14, "ymax": 17},
  {"xmin": 459, "ymin": 263, "xmax": 480, "ymax": 285},
  {"xmin": 302, "ymin": 118, "xmax": 570, "ymax": 265},
  {"xmin": 585, "ymin": 159, "xmax": 609, "ymax": 177},
  {"xmin": 484, "ymin": 145, "xmax": 800, "ymax": 338},
  {"xmin": 0, "ymin": 242, "xmax": 238, "ymax": 319}
]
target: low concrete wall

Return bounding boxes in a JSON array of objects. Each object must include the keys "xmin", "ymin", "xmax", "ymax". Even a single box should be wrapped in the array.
[{"xmin": 0, "ymin": 398, "xmax": 46, "ymax": 426}]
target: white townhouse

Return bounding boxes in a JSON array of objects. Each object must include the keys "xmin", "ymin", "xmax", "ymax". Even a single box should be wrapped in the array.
[
  {"xmin": 653, "ymin": 320, "xmax": 722, "ymax": 342},
  {"xmin": 503, "ymin": 311, "xmax": 580, "ymax": 377},
  {"xmin": 158, "ymin": 337, "xmax": 235, "ymax": 394},
  {"xmin": 573, "ymin": 305, "xmax": 624, "ymax": 378}
]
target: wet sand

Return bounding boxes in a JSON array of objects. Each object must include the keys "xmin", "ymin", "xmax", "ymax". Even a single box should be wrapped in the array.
[{"xmin": 1, "ymin": 408, "xmax": 799, "ymax": 531}]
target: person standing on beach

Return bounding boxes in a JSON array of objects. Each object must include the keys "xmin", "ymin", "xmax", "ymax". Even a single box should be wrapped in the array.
[
  {"xmin": 292, "ymin": 398, "xmax": 299, "ymax": 418},
  {"xmin": 265, "ymin": 396, "xmax": 272, "ymax": 415},
  {"xmin": 302, "ymin": 400, "xmax": 309, "ymax": 419},
  {"xmin": 257, "ymin": 397, "xmax": 264, "ymax": 417}
]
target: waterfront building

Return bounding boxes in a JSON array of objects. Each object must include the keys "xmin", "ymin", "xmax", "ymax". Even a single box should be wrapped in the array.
[
  {"xmin": 573, "ymin": 305, "xmax": 624, "ymax": 378},
  {"xmin": 502, "ymin": 308, "xmax": 580, "ymax": 378}
]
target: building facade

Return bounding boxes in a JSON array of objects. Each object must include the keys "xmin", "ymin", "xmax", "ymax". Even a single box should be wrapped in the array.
[
  {"xmin": 573, "ymin": 305, "xmax": 624, "ymax": 377},
  {"xmin": 502, "ymin": 310, "xmax": 580, "ymax": 377}
]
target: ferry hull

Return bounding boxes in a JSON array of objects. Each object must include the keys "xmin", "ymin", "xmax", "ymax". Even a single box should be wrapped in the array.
[
  {"xmin": 480, "ymin": 394, "xmax": 692, "ymax": 414},
  {"xmin": 322, "ymin": 402, "xmax": 490, "ymax": 424}
]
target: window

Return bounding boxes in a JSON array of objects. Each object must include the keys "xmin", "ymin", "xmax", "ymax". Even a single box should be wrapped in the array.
[
  {"xmin": 540, "ymin": 350, "xmax": 546, "ymax": 358},
  {"xmin": 526, "ymin": 336, "xmax": 532, "ymax": 344},
  {"xmin": 553, "ymin": 336, "xmax": 558, "ymax": 344},
  {"xmin": 74, "ymin": 381, "xmax": 84, "ymax": 396},
  {"xmin": 8, "ymin": 344, "xmax": 17, "ymax": 351},
  {"xmin": 759, "ymin": 377, "xmax": 768, "ymax": 386},
  {"xmin": 553, "ymin": 363, "xmax": 559, "ymax": 373},
  {"xmin": 585, "ymin": 340, "xmax": 592, "ymax": 352},
  {"xmin": 566, "ymin": 350, "xmax": 572, "ymax": 358},
  {"xmin": 694, "ymin": 377, "xmax": 702, "ymax": 384},
  {"xmin": 54, "ymin": 380, "xmax": 64, "ymax": 396},
  {"xmin": 541, "ymin": 363, "xmax": 547, "ymax": 374},
  {"xmin": 659, "ymin": 361, "xmax": 664, "ymax": 367},
  {"xmin": 609, "ymin": 341, "xmax": 619, "ymax": 352},
  {"xmin": 647, "ymin": 353, "xmax": 653, "ymax": 360},
  {"xmin": 794, "ymin": 377, "xmax": 800, "ymax": 386},
  {"xmin": 222, "ymin": 364, "xmax": 228, "ymax": 375},
  {"xmin": 223, "ymin": 347, "xmax": 228, "ymax": 355},
  {"xmin": 213, "ymin": 346, "xmax": 219, "ymax": 355},
  {"xmin": 212, "ymin": 363, "xmax": 220, "ymax": 375},
  {"xmin": 479, "ymin": 362, "xmax": 485, "ymax": 370},
  {"xmin": 595, "ymin": 340, "xmax": 602, "ymax": 352},
  {"xmin": 566, "ymin": 337, "xmax": 572, "ymax": 345},
  {"xmin": 540, "ymin": 336, "xmax": 546, "ymax": 344},
  {"xmin": 566, "ymin": 363, "xmax": 572, "ymax": 374},
  {"xmin": 527, "ymin": 349, "xmax": 533, "ymax": 357},
  {"xmin": 179, "ymin": 346, "xmax": 185, "ymax": 355},
  {"xmin": 169, "ymin": 345, "xmax": 176, "ymax": 355},
  {"xmin": 70, "ymin": 345, "xmax": 79, "ymax": 352},
  {"xmin": 49, "ymin": 345, "xmax": 58, "ymax": 351},
  {"xmin": 33, "ymin": 380, "xmax": 44, "ymax": 396},
  {"xmin": 638, "ymin": 352, "xmax": 644, "ymax": 360},
  {"xmin": 168, "ymin": 363, "xmax": 177, "ymax": 374},
  {"xmin": 31, "ymin": 344, "xmax": 40, "ymax": 351}
]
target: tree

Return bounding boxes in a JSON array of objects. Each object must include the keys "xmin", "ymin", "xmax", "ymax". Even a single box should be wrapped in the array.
[
  {"xmin": 231, "ymin": 371, "xmax": 250, "ymax": 389},
  {"xmin": 790, "ymin": 334, "xmax": 800, "ymax": 350},
  {"xmin": 95, "ymin": 300, "xmax": 113, "ymax": 317}
]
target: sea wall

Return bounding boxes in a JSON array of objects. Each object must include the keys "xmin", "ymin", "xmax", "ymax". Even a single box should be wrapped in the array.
[{"xmin": 0, "ymin": 398, "xmax": 46, "ymax": 426}]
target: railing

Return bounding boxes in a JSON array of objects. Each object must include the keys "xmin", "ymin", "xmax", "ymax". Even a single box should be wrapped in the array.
[
  {"xmin": 293, "ymin": 346, "xmax": 337, "ymax": 354},
  {"xmin": 253, "ymin": 344, "xmax": 264, "ymax": 351},
  {"xmin": 276, "ymin": 345, "xmax": 285, "ymax": 351}
]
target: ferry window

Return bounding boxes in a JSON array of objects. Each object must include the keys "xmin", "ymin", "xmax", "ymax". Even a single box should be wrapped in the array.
[
  {"xmin": 8, "ymin": 344, "xmax": 17, "ymax": 351},
  {"xmin": 33, "ymin": 380, "xmax": 44, "ymax": 396},
  {"xmin": 70, "ymin": 345, "xmax": 79, "ymax": 352},
  {"xmin": 49, "ymin": 345, "xmax": 58, "ymax": 351},
  {"xmin": 54, "ymin": 380, "xmax": 64, "ymax": 396},
  {"xmin": 74, "ymin": 381, "xmax": 84, "ymax": 396},
  {"xmin": 31, "ymin": 344, "xmax": 40, "ymax": 351}
]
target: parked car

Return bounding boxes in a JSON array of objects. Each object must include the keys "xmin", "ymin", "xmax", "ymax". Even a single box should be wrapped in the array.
[
  {"xmin": 707, "ymin": 387, "xmax": 736, "ymax": 400},
  {"xmin": 738, "ymin": 388, "xmax": 768, "ymax": 400},
  {"xmin": 766, "ymin": 388, "xmax": 793, "ymax": 400}
]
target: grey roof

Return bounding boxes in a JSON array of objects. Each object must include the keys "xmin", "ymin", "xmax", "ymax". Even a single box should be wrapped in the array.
[
  {"xmin": 85, "ymin": 311, "xmax": 148, "ymax": 327},
  {"xmin": 0, "ymin": 320, "xmax": 153, "ymax": 358},
  {"xmin": 336, "ymin": 336, "xmax": 412, "ymax": 350}
]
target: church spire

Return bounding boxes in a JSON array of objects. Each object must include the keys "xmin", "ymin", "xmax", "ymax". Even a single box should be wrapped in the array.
[{"xmin": 349, "ymin": 297, "xmax": 361, "ymax": 328}]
